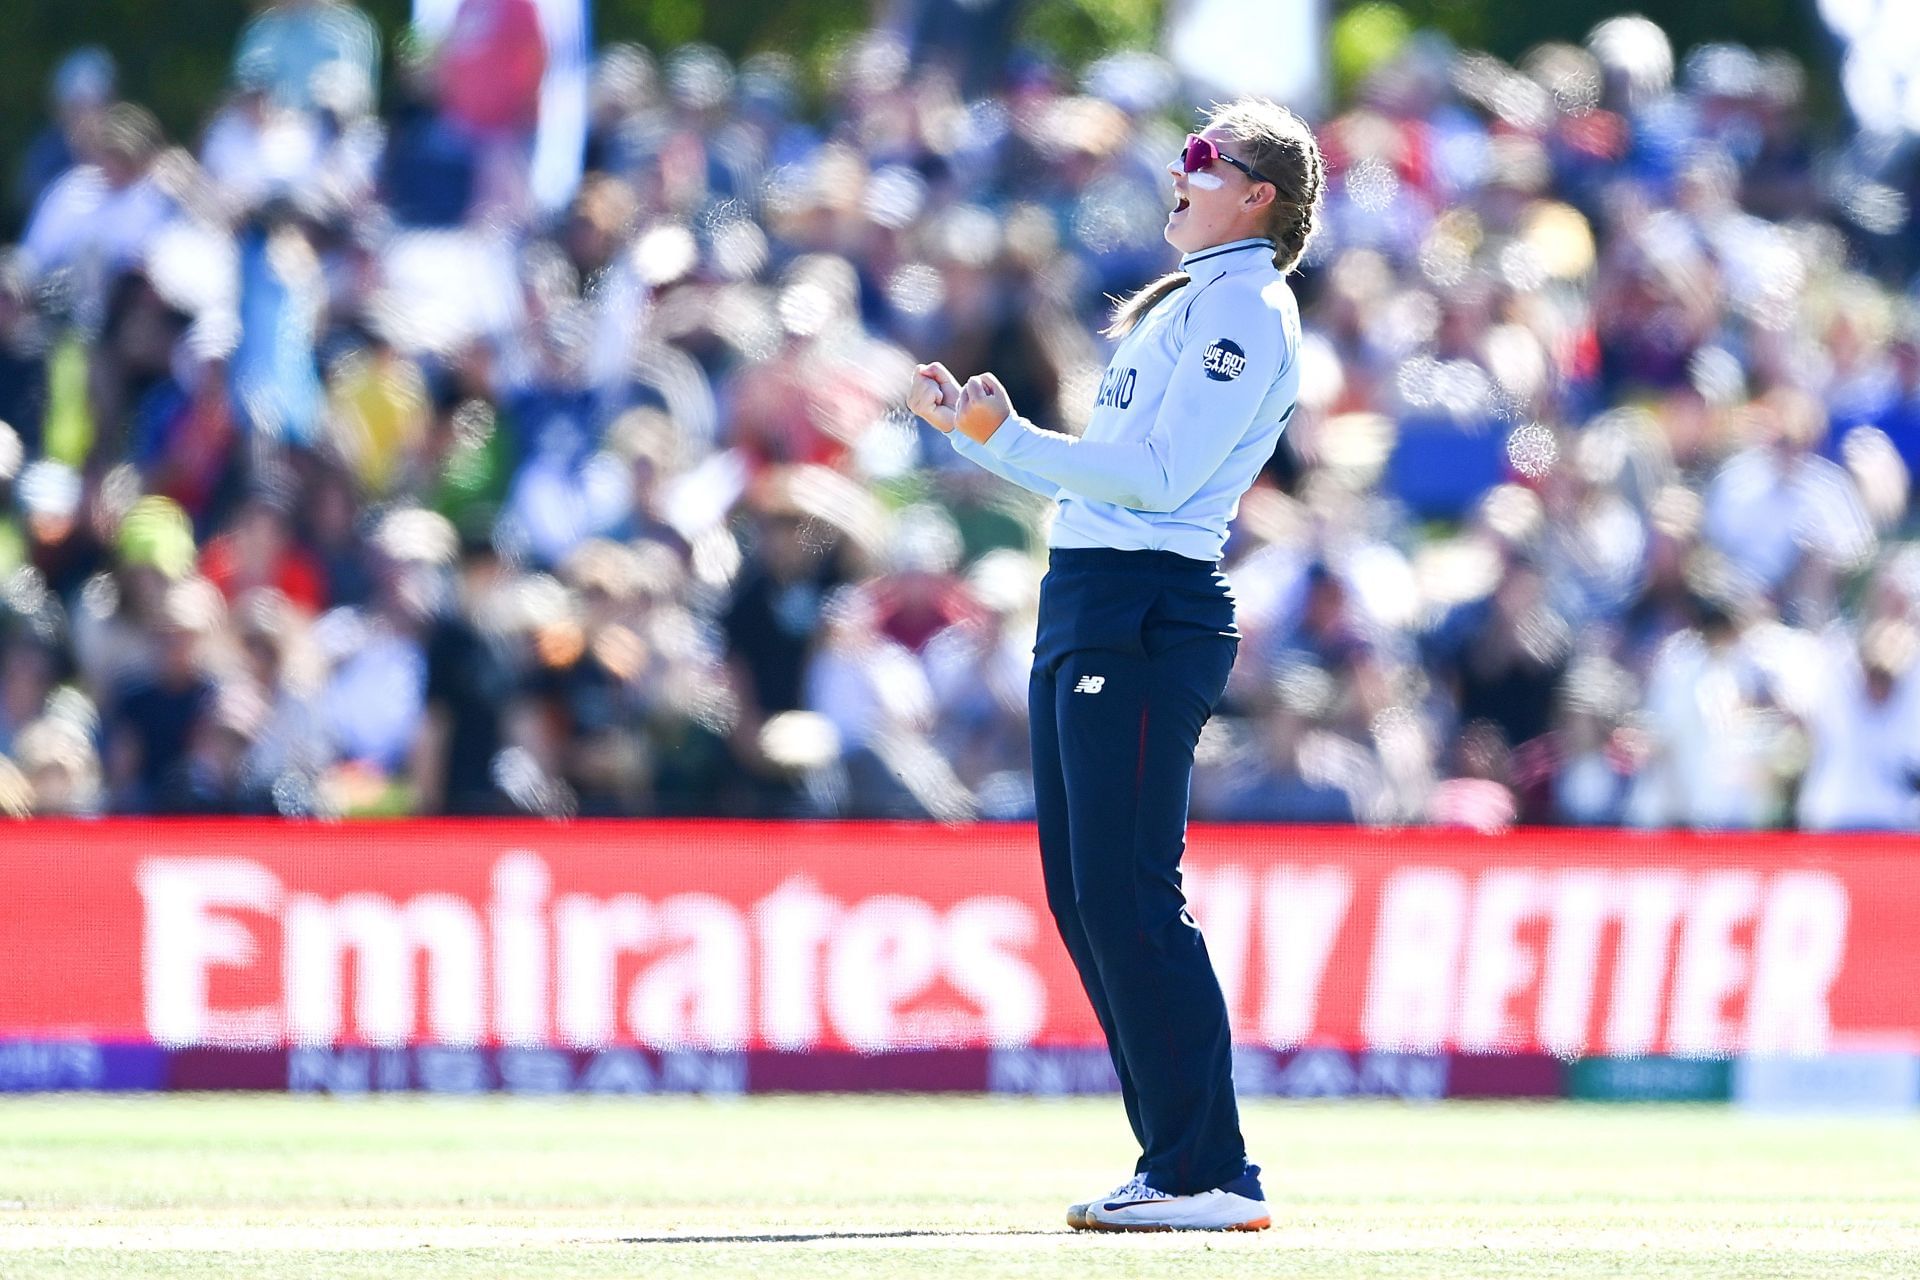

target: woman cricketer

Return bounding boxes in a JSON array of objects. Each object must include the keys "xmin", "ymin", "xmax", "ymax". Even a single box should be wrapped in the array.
[{"xmin": 908, "ymin": 98, "xmax": 1323, "ymax": 1232}]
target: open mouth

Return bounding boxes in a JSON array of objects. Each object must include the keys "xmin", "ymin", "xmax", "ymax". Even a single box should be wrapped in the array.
[{"xmin": 1172, "ymin": 194, "xmax": 1190, "ymax": 214}]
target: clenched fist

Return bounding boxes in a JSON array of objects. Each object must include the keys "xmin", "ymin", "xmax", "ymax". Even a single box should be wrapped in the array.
[
  {"xmin": 954, "ymin": 372, "xmax": 1012, "ymax": 445},
  {"xmin": 908, "ymin": 362, "xmax": 962, "ymax": 433}
]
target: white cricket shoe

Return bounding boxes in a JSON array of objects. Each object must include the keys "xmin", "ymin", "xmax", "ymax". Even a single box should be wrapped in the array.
[
  {"xmin": 1072, "ymin": 1171, "xmax": 1271, "ymax": 1232},
  {"xmin": 1066, "ymin": 1175, "xmax": 1136, "ymax": 1229}
]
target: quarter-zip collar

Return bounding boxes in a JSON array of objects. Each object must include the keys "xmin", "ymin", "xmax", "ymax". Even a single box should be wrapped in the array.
[{"xmin": 1179, "ymin": 237, "xmax": 1275, "ymax": 283}]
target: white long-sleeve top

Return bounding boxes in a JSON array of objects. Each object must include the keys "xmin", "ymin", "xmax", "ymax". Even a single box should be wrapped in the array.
[{"xmin": 948, "ymin": 236, "xmax": 1301, "ymax": 562}]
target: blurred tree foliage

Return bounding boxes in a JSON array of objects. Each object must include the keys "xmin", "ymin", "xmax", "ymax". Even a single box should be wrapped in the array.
[
  {"xmin": 598, "ymin": 0, "xmax": 866, "ymax": 61},
  {"xmin": 1362, "ymin": 0, "xmax": 1839, "ymax": 119},
  {"xmin": 1, "ymin": 0, "xmax": 1839, "ymax": 231},
  {"xmin": 1018, "ymin": 0, "xmax": 1160, "ymax": 58},
  {"xmin": 0, "ymin": 0, "xmax": 410, "ymax": 229},
  {"xmin": 1391, "ymin": 0, "xmax": 1828, "ymax": 66}
]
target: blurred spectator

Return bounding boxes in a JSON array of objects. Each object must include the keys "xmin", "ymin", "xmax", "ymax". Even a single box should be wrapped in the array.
[
  {"xmin": 1867, "ymin": 329, "xmax": 1920, "ymax": 485},
  {"xmin": 805, "ymin": 584, "xmax": 972, "ymax": 820},
  {"xmin": 18, "ymin": 104, "xmax": 180, "ymax": 320},
  {"xmin": 0, "ymin": 259, "xmax": 49, "ymax": 459},
  {"xmin": 520, "ymin": 540, "xmax": 644, "ymax": 813},
  {"xmin": 723, "ymin": 488, "xmax": 858, "ymax": 723},
  {"xmin": 0, "ymin": 631, "xmax": 61, "ymax": 756},
  {"xmin": 1796, "ymin": 622, "xmax": 1920, "ymax": 831},
  {"xmin": 201, "ymin": 81, "xmax": 327, "ymax": 214},
  {"xmin": 1512, "ymin": 658, "xmax": 1640, "ymax": 826},
  {"xmin": 13, "ymin": 48, "xmax": 116, "ymax": 220},
  {"xmin": 233, "ymin": 587, "xmax": 327, "ymax": 808},
  {"xmin": 326, "ymin": 335, "xmax": 431, "ymax": 498},
  {"xmin": 1258, "ymin": 562, "xmax": 1373, "ymax": 675},
  {"xmin": 381, "ymin": 48, "xmax": 479, "ymax": 228},
  {"xmin": 314, "ymin": 579, "xmax": 426, "ymax": 806},
  {"xmin": 103, "ymin": 576, "xmax": 223, "ymax": 812},
  {"xmin": 1426, "ymin": 719, "xmax": 1520, "ymax": 834},
  {"xmin": 229, "ymin": 210, "xmax": 327, "ymax": 447},
  {"xmin": 11, "ymin": 714, "xmax": 104, "ymax": 816},
  {"xmin": 153, "ymin": 679, "xmax": 280, "ymax": 814},
  {"xmin": 599, "ymin": 409, "xmax": 692, "ymax": 562},
  {"xmin": 72, "ymin": 495, "xmax": 200, "ymax": 700},
  {"xmin": 318, "ymin": 506, "xmax": 513, "ymax": 815},
  {"xmin": 1701, "ymin": 390, "xmax": 1875, "ymax": 598},
  {"xmin": 416, "ymin": 519, "xmax": 515, "ymax": 816},
  {"xmin": 1197, "ymin": 664, "xmax": 1387, "ymax": 823},
  {"xmin": 232, "ymin": 0, "xmax": 379, "ymax": 120},
  {"xmin": 1430, "ymin": 556, "xmax": 1573, "ymax": 751},
  {"xmin": 133, "ymin": 340, "xmax": 244, "ymax": 524},
  {"xmin": 1626, "ymin": 595, "xmax": 1792, "ymax": 830},
  {"xmin": 298, "ymin": 464, "xmax": 375, "ymax": 608},
  {"xmin": 868, "ymin": 504, "xmax": 980, "ymax": 652},
  {"xmin": 200, "ymin": 491, "xmax": 327, "ymax": 613},
  {"xmin": 923, "ymin": 548, "xmax": 1040, "ymax": 817}
]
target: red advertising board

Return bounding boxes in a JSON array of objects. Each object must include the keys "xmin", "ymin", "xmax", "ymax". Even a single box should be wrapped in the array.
[{"xmin": 2, "ymin": 822, "xmax": 1916, "ymax": 1057}]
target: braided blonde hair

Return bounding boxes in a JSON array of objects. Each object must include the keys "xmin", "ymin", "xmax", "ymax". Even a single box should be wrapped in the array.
[{"xmin": 1106, "ymin": 98, "xmax": 1325, "ymax": 339}]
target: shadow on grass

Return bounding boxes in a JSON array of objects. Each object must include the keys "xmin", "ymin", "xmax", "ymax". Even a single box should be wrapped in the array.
[{"xmin": 619, "ymin": 1230, "xmax": 1066, "ymax": 1244}]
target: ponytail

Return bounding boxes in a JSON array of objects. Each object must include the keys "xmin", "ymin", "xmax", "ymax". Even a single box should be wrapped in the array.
[{"xmin": 1104, "ymin": 270, "xmax": 1190, "ymax": 340}]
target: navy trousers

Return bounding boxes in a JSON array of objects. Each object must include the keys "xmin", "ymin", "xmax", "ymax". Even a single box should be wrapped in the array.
[{"xmin": 1029, "ymin": 547, "xmax": 1247, "ymax": 1195}]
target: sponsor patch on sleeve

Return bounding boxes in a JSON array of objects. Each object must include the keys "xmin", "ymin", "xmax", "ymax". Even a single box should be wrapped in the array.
[{"xmin": 1201, "ymin": 338, "xmax": 1247, "ymax": 381}]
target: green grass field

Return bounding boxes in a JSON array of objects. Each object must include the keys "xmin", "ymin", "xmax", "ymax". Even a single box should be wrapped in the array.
[{"xmin": 1, "ymin": 1094, "xmax": 1915, "ymax": 1278}]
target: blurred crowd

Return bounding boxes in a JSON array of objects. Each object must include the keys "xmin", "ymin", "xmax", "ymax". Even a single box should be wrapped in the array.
[{"xmin": 3, "ymin": 1, "xmax": 1920, "ymax": 830}]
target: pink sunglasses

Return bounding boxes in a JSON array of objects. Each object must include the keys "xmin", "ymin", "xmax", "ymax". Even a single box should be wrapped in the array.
[{"xmin": 1179, "ymin": 133, "xmax": 1275, "ymax": 187}]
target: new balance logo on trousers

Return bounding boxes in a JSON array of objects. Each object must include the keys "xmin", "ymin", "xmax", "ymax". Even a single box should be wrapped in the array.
[{"xmin": 1029, "ymin": 546, "xmax": 1254, "ymax": 1229}]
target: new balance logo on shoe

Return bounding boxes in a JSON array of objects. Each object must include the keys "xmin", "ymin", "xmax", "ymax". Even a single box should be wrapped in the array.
[{"xmin": 1073, "ymin": 676, "xmax": 1106, "ymax": 694}]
